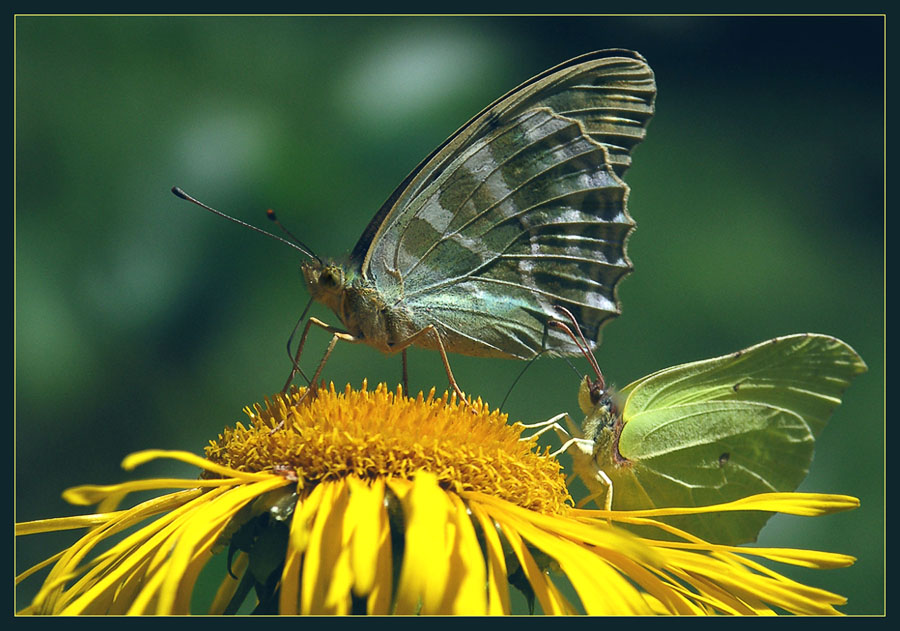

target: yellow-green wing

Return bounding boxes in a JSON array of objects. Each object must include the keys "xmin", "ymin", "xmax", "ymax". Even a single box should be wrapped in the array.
[{"xmin": 605, "ymin": 334, "xmax": 866, "ymax": 544}]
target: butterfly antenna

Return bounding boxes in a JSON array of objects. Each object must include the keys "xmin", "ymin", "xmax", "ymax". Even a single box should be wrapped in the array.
[
  {"xmin": 549, "ymin": 306, "xmax": 606, "ymax": 390},
  {"xmin": 266, "ymin": 209, "xmax": 319, "ymax": 263},
  {"xmin": 499, "ymin": 352, "xmax": 545, "ymax": 410},
  {"xmin": 171, "ymin": 187, "xmax": 322, "ymax": 264},
  {"xmin": 553, "ymin": 306, "xmax": 594, "ymax": 359},
  {"xmin": 560, "ymin": 355, "xmax": 583, "ymax": 379}
]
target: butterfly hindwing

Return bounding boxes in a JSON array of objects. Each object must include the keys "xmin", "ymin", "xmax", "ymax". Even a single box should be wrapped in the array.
[
  {"xmin": 358, "ymin": 50, "xmax": 655, "ymax": 358},
  {"xmin": 374, "ymin": 108, "xmax": 632, "ymax": 357},
  {"xmin": 612, "ymin": 400, "xmax": 818, "ymax": 544}
]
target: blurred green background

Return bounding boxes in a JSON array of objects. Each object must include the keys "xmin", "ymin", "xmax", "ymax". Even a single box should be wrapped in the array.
[{"xmin": 15, "ymin": 16, "xmax": 883, "ymax": 614}]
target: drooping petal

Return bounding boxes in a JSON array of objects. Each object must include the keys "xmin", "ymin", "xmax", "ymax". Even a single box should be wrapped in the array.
[
  {"xmin": 299, "ymin": 481, "xmax": 354, "ymax": 614},
  {"xmin": 393, "ymin": 473, "xmax": 452, "ymax": 614},
  {"xmin": 442, "ymin": 493, "xmax": 487, "ymax": 614},
  {"xmin": 345, "ymin": 477, "xmax": 393, "ymax": 614},
  {"xmin": 469, "ymin": 502, "xmax": 511, "ymax": 615},
  {"xmin": 279, "ymin": 482, "xmax": 328, "ymax": 615}
]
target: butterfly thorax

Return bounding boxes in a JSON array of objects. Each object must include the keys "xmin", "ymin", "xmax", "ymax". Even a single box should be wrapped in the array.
[{"xmin": 302, "ymin": 260, "xmax": 417, "ymax": 352}]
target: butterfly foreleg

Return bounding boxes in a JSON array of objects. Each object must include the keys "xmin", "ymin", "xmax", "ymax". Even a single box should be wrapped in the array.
[
  {"xmin": 519, "ymin": 412, "xmax": 590, "ymax": 453},
  {"xmin": 271, "ymin": 319, "xmax": 357, "ymax": 433},
  {"xmin": 517, "ymin": 413, "xmax": 571, "ymax": 443},
  {"xmin": 521, "ymin": 413, "xmax": 615, "ymax": 513},
  {"xmin": 283, "ymin": 316, "xmax": 318, "ymax": 392}
]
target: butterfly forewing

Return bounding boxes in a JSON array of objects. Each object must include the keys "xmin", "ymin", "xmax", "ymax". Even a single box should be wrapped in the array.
[
  {"xmin": 493, "ymin": 51, "xmax": 656, "ymax": 176},
  {"xmin": 619, "ymin": 334, "xmax": 868, "ymax": 436},
  {"xmin": 357, "ymin": 51, "xmax": 655, "ymax": 358}
]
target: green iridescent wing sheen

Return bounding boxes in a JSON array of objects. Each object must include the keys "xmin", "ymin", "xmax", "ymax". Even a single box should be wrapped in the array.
[
  {"xmin": 354, "ymin": 50, "xmax": 656, "ymax": 358},
  {"xmin": 388, "ymin": 108, "xmax": 631, "ymax": 358},
  {"xmin": 603, "ymin": 334, "xmax": 867, "ymax": 544}
]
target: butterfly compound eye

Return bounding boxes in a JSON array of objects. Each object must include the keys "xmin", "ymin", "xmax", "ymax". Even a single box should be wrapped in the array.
[{"xmin": 589, "ymin": 379, "xmax": 605, "ymax": 405}]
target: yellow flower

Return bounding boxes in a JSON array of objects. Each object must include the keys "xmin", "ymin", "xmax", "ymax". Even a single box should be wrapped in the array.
[{"xmin": 16, "ymin": 383, "xmax": 857, "ymax": 615}]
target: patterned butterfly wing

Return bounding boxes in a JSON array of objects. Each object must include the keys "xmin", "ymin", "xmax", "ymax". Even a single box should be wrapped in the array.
[{"xmin": 354, "ymin": 50, "xmax": 656, "ymax": 358}]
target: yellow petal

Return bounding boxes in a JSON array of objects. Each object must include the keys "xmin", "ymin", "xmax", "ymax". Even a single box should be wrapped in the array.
[
  {"xmin": 469, "ymin": 502, "xmax": 510, "ymax": 615},
  {"xmin": 121, "ymin": 449, "xmax": 275, "ymax": 481},
  {"xmin": 666, "ymin": 548, "xmax": 843, "ymax": 615},
  {"xmin": 15, "ymin": 550, "xmax": 65, "ymax": 586},
  {"xmin": 208, "ymin": 552, "xmax": 248, "ymax": 615},
  {"xmin": 17, "ymin": 513, "xmax": 125, "ymax": 535},
  {"xmin": 300, "ymin": 480, "xmax": 354, "ymax": 614},
  {"xmin": 346, "ymin": 476, "xmax": 383, "ymax": 596},
  {"xmin": 501, "ymin": 525, "xmax": 567, "ymax": 614},
  {"xmin": 393, "ymin": 472, "xmax": 450, "ymax": 614},
  {"xmin": 39, "ymin": 488, "xmax": 227, "ymax": 614},
  {"xmin": 160, "ymin": 478, "xmax": 287, "ymax": 613},
  {"xmin": 504, "ymin": 511, "xmax": 651, "ymax": 615},
  {"xmin": 279, "ymin": 481, "xmax": 327, "ymax": 615},
  {"xmin": 127, "ymin": 477, "xmax": 287, "ymax": 614},
  {"xmin": 442, "ymin": 493, "xmax": 487, "ymax": 614},
  {"xmin": 63, "ymin": 478, "xmax": 240, "ymax": 506}
]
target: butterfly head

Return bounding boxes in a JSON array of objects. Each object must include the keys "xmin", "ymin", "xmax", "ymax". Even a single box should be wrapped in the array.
[
  {"xmin": 577, "ymin": 373, "xmax": 620, "ymax": 444},
  {"xmin": 301, "ymin": 261, "xmax": 351, "ymax": 315},
  {"xmin": 577, "ymin": 373, "xmax": 610, "ymax": 414}
]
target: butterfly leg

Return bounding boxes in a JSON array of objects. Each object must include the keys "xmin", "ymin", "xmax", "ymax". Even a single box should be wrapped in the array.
[
  {"xmin": 282, "ymin": 316, "xmax": 355, "ymax": 393},
  {"xmin": 522, "ymin": 417, "xmax": 615, "ymax": 512},
  {"xmin": 272, "ymin": 318, "xmax": 355, "ymax": 433},
  {"xmin": 553, "ymin": 432, "xmax": 615, "ymax": 513},
  {"xmin": 517, "ymin": 413, "xmax": 571, "ymax": 442},
  {"xmin": 520, "ymin": 412, "xmax": 589, "ymax": 452},
  {"xmin": 283, "ymin": 316, "xmax": 321, "ymax": 393},
  {"xmin": 401, "ymin": 349, "xmax": 409, "ymax": 396},
  {"xmin": 521, "ymin": 413, "xmax": 615, "ymax": 513},
  {"xmin": 307, "ymin": 332, "xmax": 348, "ymax": 391},
  {"xmin": 390, "ymin": 324, "xmax": 468, "ymax": 405},
  {"xmin": 575, "ymin": 470, "xmax": 613, "ymax": 513}
]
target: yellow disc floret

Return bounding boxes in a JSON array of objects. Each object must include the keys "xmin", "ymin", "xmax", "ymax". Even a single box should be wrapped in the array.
[{"xmin": 204, "ymin": 382, "xmax": 571, "ymax": 514}]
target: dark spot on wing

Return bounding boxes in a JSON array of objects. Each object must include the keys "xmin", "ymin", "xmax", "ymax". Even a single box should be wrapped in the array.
[{"xmin": 718, "ymin": 453, "xmax": 730, "ymax": 468}]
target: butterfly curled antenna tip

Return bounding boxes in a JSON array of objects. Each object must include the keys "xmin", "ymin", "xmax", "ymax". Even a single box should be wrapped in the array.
[{"xmin": 170, "ymin": 186, "xmax": 321, "ymax": 263}]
